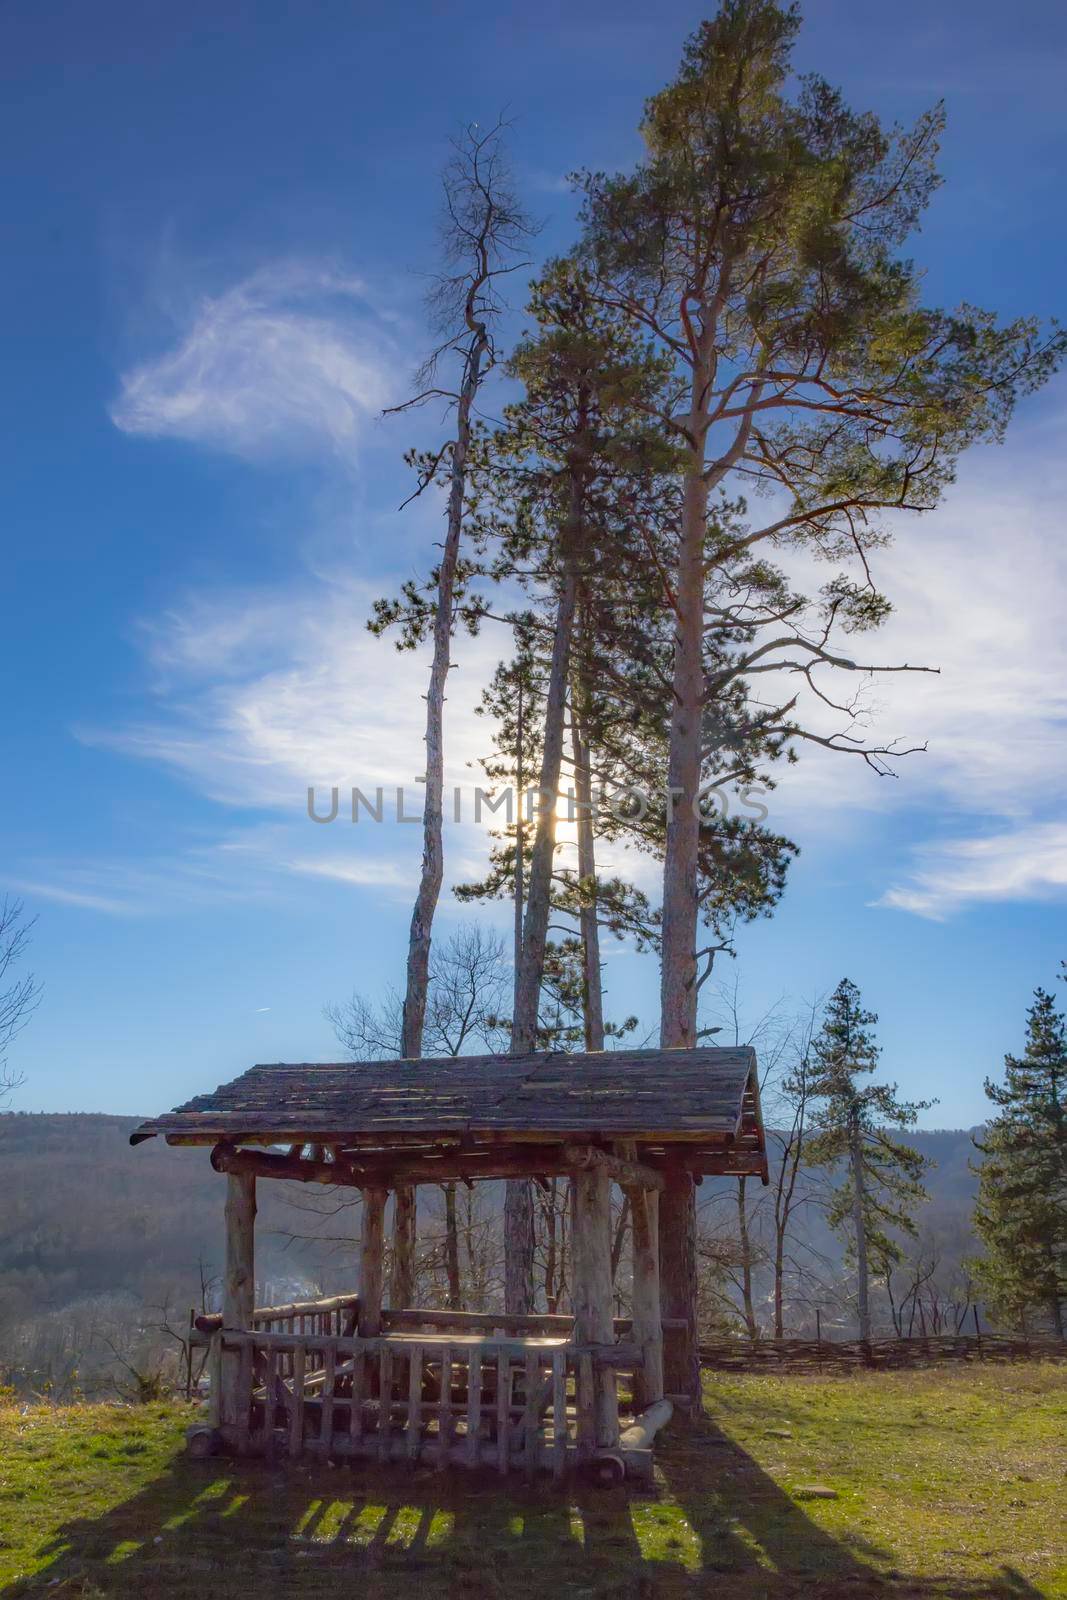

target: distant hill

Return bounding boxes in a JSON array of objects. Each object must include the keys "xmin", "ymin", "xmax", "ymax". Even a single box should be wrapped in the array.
[
  {"xmin": 0, "ymin": 1112, "xmax": 366, "ymax": 1392},
  {"xmin": 0, "ymin": 1113, "xmax": 986, "ymax": 1389}
]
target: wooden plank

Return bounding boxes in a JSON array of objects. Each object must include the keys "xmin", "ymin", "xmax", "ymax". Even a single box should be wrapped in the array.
[
  {"xmin": 496, "ymin": 1349, "xmax": 509, "ymax": 1475},
  {"xmin": 207, "ymin": 1331, "xmax": 222, "ymax": 1428},
  {"xmin": 289, "ymin": 1341, "xmax": 306, "ymax": 1458},
  {"xmin": 465, "ymin": 1347, "xmax": 483, "ymax": 1468},
  {"xmin": 320, "ymin": 1343, "xmax": 336, "ymax": 1446},
  {"xmin": 551, "ymin": 1349, "xmax": 567, "ymax": 1479},
  {"xmin": 406, "ymin": 1344, "xmax": 423, "ymax": 1459},
  {"xmin": 523, "ymin": 1350, "xmax": 540, "ymax": 1480},
  {"xmin": 234, "ymin": 1338, "xmax": 253, "ymax": 1455},
  {"xmin": 379, "ymin": 1344, "xmax": 393, "ymax": 1451},
  {"xmin": 350, "ymin": 1348, "xmax": 365, "ymax": 1445},
  {"xmin": 576, "ymin": 1351, "xmax": 595, "ymax": 1462},
  {"xmin": 261, "ymin": 1346, "xmax": 278, "ymax": 1459},
  {"xmin": 438, "ymin": 1347, "xmax": 453, "ymax": 1470}
]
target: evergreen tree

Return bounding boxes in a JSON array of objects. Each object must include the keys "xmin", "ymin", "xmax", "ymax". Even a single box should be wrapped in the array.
[
  {"xmin": 575, "ymin": 0, "xmax": 1060, "ymax": 1396},
  {"xmin": 972, "ymin": 978, "xmax": 1067, "ymax": 1335},
  {"xmin": 806, "ymin": 979, "xmax": 933, "ymax": 1342}
]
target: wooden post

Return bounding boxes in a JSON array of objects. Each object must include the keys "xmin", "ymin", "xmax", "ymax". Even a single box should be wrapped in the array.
[
  {"xmin": 220, "ymin": 1171, "xmax": 256, "ymax": 1436},
  {"xmin": 572, "ymin": 1165, "xmax": 620, "ymax": 1449},
  {"xmin": 359, "ymin": 1186, "xmax": 386, "ymax": 1337},
  {"xmin": 628, "ymin": 1185, "xmax": 663, "ymax": 1407},
  {"xmin": 390, "ymin": 1185, "xmax": 416, "ymax": 1309},
  {"xmin": 658, "ymin": 1165, "xmax": 700, "ymax": 1405}
]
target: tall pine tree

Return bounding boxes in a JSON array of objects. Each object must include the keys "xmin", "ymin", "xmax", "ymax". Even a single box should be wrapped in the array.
[
  {"xmin": 805, "ymin": 978, "xmax": 932, "ymax": 1342},
  {"xmin": 973, "ymin": 977, "xmax": 1067, "ymax": 1335}
]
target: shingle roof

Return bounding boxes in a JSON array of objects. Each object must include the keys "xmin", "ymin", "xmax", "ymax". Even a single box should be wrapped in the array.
[{"xmin": 130, "ymin": 1047, "xmax": 763, "ymax": 1149}]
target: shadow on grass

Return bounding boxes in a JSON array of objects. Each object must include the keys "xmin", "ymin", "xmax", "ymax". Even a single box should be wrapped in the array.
[{"xmin": 3, "ymin": 1420, "xmax": 1050, "ymax": 1600}]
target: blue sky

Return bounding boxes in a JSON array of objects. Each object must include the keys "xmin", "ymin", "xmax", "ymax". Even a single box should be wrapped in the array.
[{"xmin": 2, "ymin": 0, "xmax": 1065, "ymax": 1126}]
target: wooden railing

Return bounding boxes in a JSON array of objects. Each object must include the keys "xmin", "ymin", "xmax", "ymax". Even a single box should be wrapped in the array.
[
  {"xmin": 195, "ymin": 1295, "xmax": 684, "ymax": 1343},
  {"xmin": 196, "ymin": 1292, "xmax": 360, "ymax": 1340},
  {"xmin": 201, "ymin": 1328, "xmax": 648, "ymax": 1479}
]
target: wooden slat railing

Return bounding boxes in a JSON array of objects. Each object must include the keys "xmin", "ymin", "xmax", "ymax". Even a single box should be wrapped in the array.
[{"xmin": 205, "ymin": 1328, "xmax": 646, "ymax": 1478}]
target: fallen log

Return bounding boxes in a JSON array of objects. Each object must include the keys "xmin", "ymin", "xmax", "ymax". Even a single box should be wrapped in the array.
[{"xmin": 619, "ymin": 1398, "xmax": 673, "ymax": 1452}]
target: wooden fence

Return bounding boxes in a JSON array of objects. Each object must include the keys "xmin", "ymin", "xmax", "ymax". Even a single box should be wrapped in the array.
[
  {"xmin": 698, "ymin": 1332, "xmax": 1067, "ymax": 1372},
  {"xmin": 201, "ymin": 1328, "xmax": 649, "ymax": 1479}
]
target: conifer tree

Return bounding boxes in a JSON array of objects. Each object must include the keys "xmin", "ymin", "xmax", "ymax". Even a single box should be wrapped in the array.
[
  {"xmin": 575, "ymin": 0, "xmax": 1062, "ymax": 1395},
  {"xmin": 973, "ymin": 978, "xmax": 1067, "ymax": 1335},
  {"xmin": 805, "ymin": 978, "xmax": 932, "ymax": 1343}
]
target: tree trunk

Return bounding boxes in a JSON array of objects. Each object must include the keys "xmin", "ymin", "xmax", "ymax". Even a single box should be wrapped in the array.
[
  {"xmin": 659, "ymin": 1164, "xmax": 700, "ymax": 1404},
  {"xmin": 1046, "ymin": 1244, "xmax": 1064, "ymax": 1337},
  {"xmin": 659, "ymin": 457, "xmax": 709, "ymax": 1053},
  {"xmin": 504, "ymin": 1180, "xmax": 537, "ymax": 1315},
  {"xmin": 737, "ymin": 1176, "xmax": 758, "ymax": 1340},
  {"xmin": 513, "ymin": 674, "xmax": 525, "ymax": 1016},
  {"xmin": 656, "ymin": 383, "xmax": 712, "ymax": 1403},
  {"xmin": 440, "ymin": 1182, "xmax": 461, "ymax": 1310},
  {"xmin": 389, "ymin": 1184, "xmax": 416, "ymax": 1310},
  {"xmin": 396, "ymin": 328, "xmax": 487, "ymax": 1302},
  {"xmin": 773, "ymin": 1224, "xmax": 785, "ymax": 1340},
  {"xmin": 571, "ymin": 703, "xmax": 604, "ymax": 1052},
  {"xmin": 543, "ymin": 1179, "xmax": 558, "ymax": 1311},
  {"xmin": 849, "ymin": 1110, "xmax": 871, "ymax": 1343},
  {"xmin": 610, "ymin": 1194, "xmax": 630, "ymax": 1284},
  {"xmin": 507, "ymin": 559, "xmax": 579, "ymax": 1316},
  {"xmin": 402, "ymin": 332, "xmax": 485, "ymax": 1059},
  {"xmin": 358, "ymin": 1186, "xmax": 386, "ymax": 1337},
  {"xmin": 512, "ymin": 563, "xmax": 579, "ymax": 1050}
]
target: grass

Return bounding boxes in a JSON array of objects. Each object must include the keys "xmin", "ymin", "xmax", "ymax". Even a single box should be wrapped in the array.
[{"xmin": 0, "ymin": 1362, "xmax": 1064, "ymax": 1598}]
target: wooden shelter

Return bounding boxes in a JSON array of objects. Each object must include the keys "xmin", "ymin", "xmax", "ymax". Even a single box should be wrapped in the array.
[{"xmin": 132, "ymin": 1046, "xmax": 766, "ymax": 1482}]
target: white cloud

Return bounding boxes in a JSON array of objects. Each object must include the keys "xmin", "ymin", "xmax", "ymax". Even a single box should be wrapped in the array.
[
  {"xmin": 747, "ymin": 408, "xmax": 1067, "ymax": 904},
  {"xmin": 110, "ymin": 262, "xmax": 399, "ymax": 461},
  {"xmin": 282, "ymin": 855, "xmax": 411, "ymax": 890},
  {"xmin": 878, "ymin": 821, "xmax": 1067, "ymax": 921},
  {"xmin": 82, "ymin": 575, "xmax": 502, "ymax": 809},
  {"xmin": 8, "ymin": 881, "xmax": 137, "ymax": 916}
]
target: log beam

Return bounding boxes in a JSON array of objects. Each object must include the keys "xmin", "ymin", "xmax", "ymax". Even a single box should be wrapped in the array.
[
  {"xmin": 211, "ymin": 1140, "xmax": 665, "ymax": 1190},
  {"xmin": 562, "ymin": 1144, "xmax": 664, "ymax": 1191}
]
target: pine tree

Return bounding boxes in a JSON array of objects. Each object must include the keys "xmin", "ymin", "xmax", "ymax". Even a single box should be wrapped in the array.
[
  {"xmin": 575, "ymin": 0, "xmax": 1061, "ymax": 1396},
  {"xmin": 972, "ymin": 979, "xmax": 1067, "ymax": 1335},
  {"xmin": 805, "ymin": 979, "xmax": 933, "ymax": 1342}
]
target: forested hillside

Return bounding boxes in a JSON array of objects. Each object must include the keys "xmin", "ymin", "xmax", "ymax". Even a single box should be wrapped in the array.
[
  {"xmin": 0, "ymin": 1111, "xmax": 987, "ymax": 1395},
  {"xmin": 0, "ymin": 1113, "xmax": 361, "ymax": 1396}
]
